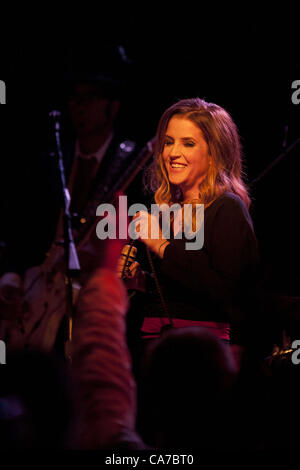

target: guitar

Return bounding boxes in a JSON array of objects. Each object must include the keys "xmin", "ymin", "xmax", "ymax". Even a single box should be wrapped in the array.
[{"xmin": 2, "ymin": 138, "xmax": 155, "ymax": 352}]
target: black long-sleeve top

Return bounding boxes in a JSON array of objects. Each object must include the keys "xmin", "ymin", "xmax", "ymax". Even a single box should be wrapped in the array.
[{"xmin": 140, "ymin": 192, "xmax": 259, "ymax": 344}]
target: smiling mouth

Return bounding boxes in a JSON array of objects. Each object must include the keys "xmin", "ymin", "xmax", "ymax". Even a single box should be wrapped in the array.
[{"xmin": 170, "ymin": 162, "xmax": 187, "ymax": 169}]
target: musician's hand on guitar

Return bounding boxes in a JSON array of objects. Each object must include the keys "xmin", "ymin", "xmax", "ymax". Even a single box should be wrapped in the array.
[
  {"xmin": 0, "ymin": 273, "xmax": 21, "ymax": 300},
  {"xmin": 0, "ymin": 284, "xmax": 21, "ymax": 304},
  {"xmin": 0, "ymin": 273, "xmax": 23, "ymax": 320}
]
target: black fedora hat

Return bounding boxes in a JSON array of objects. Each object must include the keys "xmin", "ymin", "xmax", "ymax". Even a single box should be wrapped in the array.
[{"xmin": 63, "ymin": 43, "xmax": 132, "ymax": 100}]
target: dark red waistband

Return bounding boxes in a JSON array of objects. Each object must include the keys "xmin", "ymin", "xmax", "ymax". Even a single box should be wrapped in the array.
[{"xmin": 141, "ymin": 317, "xmax": 230, "ymax": 341}]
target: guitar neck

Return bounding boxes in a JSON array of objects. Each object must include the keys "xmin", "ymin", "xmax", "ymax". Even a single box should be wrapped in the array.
[{"xmin": 77, "ymin": 137, "xmax": 156, "ymax": 250}]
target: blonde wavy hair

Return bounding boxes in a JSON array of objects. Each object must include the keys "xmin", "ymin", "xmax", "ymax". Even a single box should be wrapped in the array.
[{"xmin": 145, "ymin": 97, "xmax": 251, "ymax": 209}]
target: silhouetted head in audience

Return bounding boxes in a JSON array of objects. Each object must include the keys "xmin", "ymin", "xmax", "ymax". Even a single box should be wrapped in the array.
[
  {"xmin": 139, "ymin": 326, "xmax": 237, "ymax": 450},
  {"xmin": 0, "ymin": 350, "xmax": 74, "ymax": 449}
]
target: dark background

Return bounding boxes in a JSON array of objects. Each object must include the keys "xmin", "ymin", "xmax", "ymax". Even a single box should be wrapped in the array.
[{"xmin": 0, "ymin": 15, "xmax": 299, "ymax": 295}]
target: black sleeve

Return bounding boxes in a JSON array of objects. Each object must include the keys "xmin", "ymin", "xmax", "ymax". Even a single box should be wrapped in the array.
[{"xmin": 160, "ymin": 197, "xmax": 258, "ymax": 303}]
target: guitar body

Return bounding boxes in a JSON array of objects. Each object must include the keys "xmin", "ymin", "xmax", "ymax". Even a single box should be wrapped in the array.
[
  {"xmin": 22, "ymin": 265, "xmax": 67, "ymax": 352},
  {"xmin": 5, "ymin": 244, "xmax": 80, "ymax": 352}
]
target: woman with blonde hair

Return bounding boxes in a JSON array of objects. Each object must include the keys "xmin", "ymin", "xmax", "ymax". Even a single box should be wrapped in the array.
[
  {"xmin": 149, "ymin": 97, "xmax": 250, "ymax": 209},
  {"xmin": 124, "ymin": 97, "xmax": 259, "ymax": 358}
]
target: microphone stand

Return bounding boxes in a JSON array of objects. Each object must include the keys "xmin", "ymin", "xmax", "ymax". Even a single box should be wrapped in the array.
[{"xmin": 49, "ymin": 110, "xmax": 81, "ymax": 362}]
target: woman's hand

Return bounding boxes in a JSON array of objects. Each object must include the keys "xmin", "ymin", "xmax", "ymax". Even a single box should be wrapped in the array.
[
  {"xmin": 132, "ymin": 211, "xmax": 170, "ymax": 258},
  {"xmin": 124, "ymin": 262, "xmax": 147, "ymax": 292},
  {"xmin": 117, "ymin": 256, "xmax": 146, "ymax": 292}
]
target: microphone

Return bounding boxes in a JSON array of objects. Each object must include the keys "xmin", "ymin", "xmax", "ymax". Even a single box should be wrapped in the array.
[
  {"xmin": 48, "ymin": 109, "xmax": 62, "ymax": 131},
  {"xmin": 117, "ymin": 242, "xmax": 137, "ymax": 279}
]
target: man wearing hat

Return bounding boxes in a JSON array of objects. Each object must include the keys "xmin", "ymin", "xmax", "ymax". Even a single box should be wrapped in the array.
[{"xmin": 0, "ymin": 44, "xmax": 144, "ymax": 353}]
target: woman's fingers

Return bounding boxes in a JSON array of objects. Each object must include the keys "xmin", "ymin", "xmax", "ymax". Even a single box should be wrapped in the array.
[{"xmin": 128, "ymin": 261, "xmax": 139, "ymax": 278}]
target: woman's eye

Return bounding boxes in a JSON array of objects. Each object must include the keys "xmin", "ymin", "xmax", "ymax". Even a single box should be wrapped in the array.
[
  {"xmin": 164, "ymin": 141, "xmax": 172, "ymax": 147},
  {"xmin": 184, "ymin": 142, "xmax": 195, "ymax": 147}
]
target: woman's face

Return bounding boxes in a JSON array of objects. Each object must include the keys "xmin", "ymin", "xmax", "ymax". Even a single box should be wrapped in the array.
[{"xmin": 162, "ymin": 116, "xmax": 211, "ymax": 199}]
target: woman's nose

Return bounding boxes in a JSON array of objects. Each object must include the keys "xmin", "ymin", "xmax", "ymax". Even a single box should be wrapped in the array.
[{"xmin": 169, "ymin": 142, "xmax": 182, "ymax": 157}]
